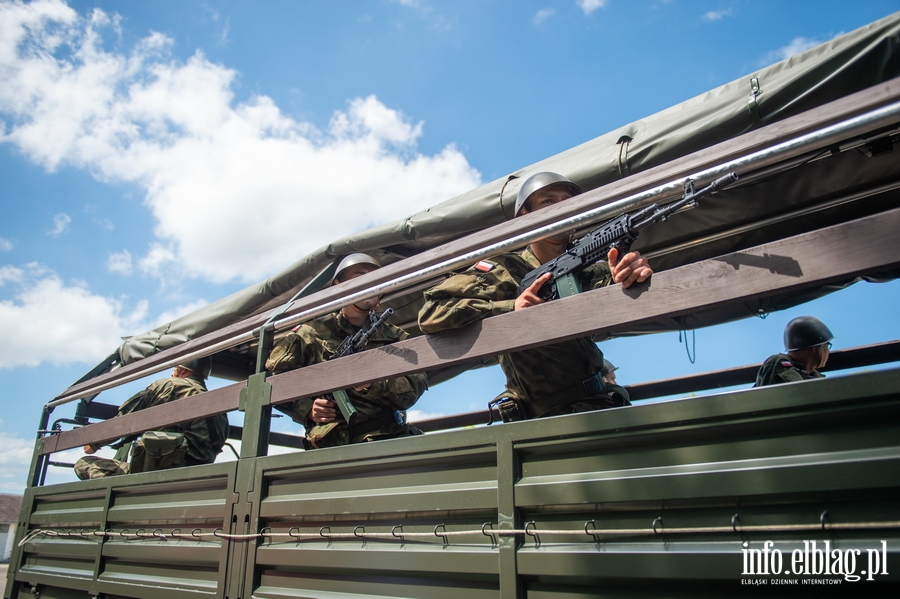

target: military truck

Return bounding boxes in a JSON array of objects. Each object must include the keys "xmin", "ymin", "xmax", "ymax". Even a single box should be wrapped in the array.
[{"xmin": 6, "ymin": 13, "xmax": 900, "ymax": 598}]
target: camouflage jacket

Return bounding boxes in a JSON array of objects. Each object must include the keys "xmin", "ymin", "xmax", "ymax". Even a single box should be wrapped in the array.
[
  {"xmin": 754, "ymin": 353, "xmax": 825, "ymax": 387},
  {"xmin": 265, "ymin": 311, "xmax": 428, "ymax": 438},
  {"xmin": 418, "ymin": 247, "xmax": 613, "ymax": 412},
  {"xmin": 117, "ymin": 375, "xmax": 229, "ymax": 466}
]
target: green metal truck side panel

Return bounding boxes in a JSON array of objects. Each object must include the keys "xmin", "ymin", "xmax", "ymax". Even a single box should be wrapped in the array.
[{"xmin": 9, "ymin": 369, "xmax": 900, "ymax": 597}]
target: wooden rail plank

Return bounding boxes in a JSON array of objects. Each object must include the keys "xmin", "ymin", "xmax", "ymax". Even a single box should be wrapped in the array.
[
  {"xmin": 55, "ymin": 78, "xmax": 900, "ymax": 403},
  {"xmin": 41, "ymin": 383, "xmax": 244, "ymax": 455}
]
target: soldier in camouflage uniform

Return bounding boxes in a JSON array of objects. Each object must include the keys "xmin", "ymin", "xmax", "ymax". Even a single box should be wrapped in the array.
[
  {"xmin": 74, "ymin": 358, "xmax": 228, "ymax": 479},
  {"xmin": 755, "ymin": 316, "xmax": 833, "ymax": 387},
  {"xmin": 266, "ymin": 254, "xmax": 428, "ymax": 448},
  {"xmin": 418, "ymin": 172, "xmax": 651, "ymax": 421}
]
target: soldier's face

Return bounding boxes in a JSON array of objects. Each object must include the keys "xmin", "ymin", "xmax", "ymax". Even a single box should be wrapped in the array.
[
  {"xmin": 336, "ymin": 264, "xmax": 380, "ymax": 311},
  {"xmin": 521, "ymin": 185, "xmax": 575, "ymax": 215},
  {"xmin": 522, "ymin": 185, "xmax": 576, "ymax": 244},
  {"xmin": 817, "ymin": 342, "xmax": 831, "ymax": 369}
]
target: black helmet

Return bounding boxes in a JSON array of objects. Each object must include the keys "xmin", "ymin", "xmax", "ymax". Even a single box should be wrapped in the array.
[
  {"xmin": 178, "ymin": 357, "xmax": 212, "ymax": 379},
  {"xmin": 784, "ymin": 316, "xmax": 834, "ymax": 352},
  {"xmin": 514, "ymin": 172, "xmax": 582, "ymax": 216},
  {"xmin": 600, "ymin": 359, "xmax": 618, "ymax": 377}
]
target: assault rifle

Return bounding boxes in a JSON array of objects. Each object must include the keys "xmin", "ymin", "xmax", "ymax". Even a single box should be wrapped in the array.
[
  {"xmin": 517, "ymin": 172, "xmax": 738, "ymax": 300},
  {"xmin": 328, "ymin": 307, "xmax": 394, "ymax": 426}
]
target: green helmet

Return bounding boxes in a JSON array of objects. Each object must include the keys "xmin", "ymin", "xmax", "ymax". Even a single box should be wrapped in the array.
[
  {"xmin": 178, "ymin": 357, "xmax": 212, "ymax": 379},
  {"xmin": 333, "ymin": 253, "xmax": 381, "ymax": 284},
  {"xmin": 514, "ymin": 172, "xmax": 582, "ymax": 216},
  {"xmin": 784, "ymin": 316, "xmax": 834, "ymax": 352}
]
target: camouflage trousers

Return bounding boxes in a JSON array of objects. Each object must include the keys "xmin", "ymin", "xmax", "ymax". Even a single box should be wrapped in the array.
[{"xmin": 74, "ymin": 456, "xmax": 130, "ymax": 480}]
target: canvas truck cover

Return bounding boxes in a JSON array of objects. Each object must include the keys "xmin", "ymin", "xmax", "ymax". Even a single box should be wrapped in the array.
[{"xmin": 117, "ymin": 12, "xmax": 900, "ymax": 367}]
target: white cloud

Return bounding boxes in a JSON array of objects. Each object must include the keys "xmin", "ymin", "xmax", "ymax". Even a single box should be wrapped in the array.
[
  {"xmin": 0, "ymin": 264, "xmax": 22, "ymax": 285},
  {"xmin": 702, "ymin": 8, "xmax": 733, "ymax": 21},
  {"xmin": 47, "ymin": 212, "xmax": 71, "ymax": 236},
  {"xmin": 407, "ymin": 408, "xmax": 445, "ymax": 421},
  {"xmin": 0, "ymin": 1, "xmax": 481, "ymax": 284},
  {"xmin": 577, "ymin": 0, "xmax": 607, "ymax": 15},
  {"xmin": 0, "ymin": 426, "xmax": 37, "ymax": 492},
  {"xmin": 0, "ymin": 430, "xmax": 33, "ymax": 466},
  {"xmin": 0, "ymin": 263, "xmax": 148, "ymax": 368},
  {"xmin": 772, "ymin": 36, "xmax": 830, "ymax": 61},
  {"xmin": 758, "ymin": 34, "xmax": 840, "ymax": 67},
  {"xmin": 533, "ymin": 8, "xmax": 555, "ymax": 24},
  {"xmin": 137, "ymin": 243, "xmax": 176, "ymax": 278},
  {"xmin": 93, "ymin": 217, "xmax": 114, "ymax": 230},
  {"xmin": 107, "ymin": 249, "xmax": 132, "ymax": 275},
  {"xmin": 0, "ymin": 236, "xmax": 11, "ymax": 251}
]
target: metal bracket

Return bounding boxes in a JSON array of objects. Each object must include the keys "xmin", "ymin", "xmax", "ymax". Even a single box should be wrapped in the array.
[{"xmin": 748, "ymin": 77, "xmax": 763, "ymax": 127}]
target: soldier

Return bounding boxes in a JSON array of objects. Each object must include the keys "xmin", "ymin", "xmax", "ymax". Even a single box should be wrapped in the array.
[
  {"xmin": 755, "ymin": 316, "xmax": 834, "ymax": 387},
  {"xmin": 600, "ymin": 359, "xmax": 632, "ymax": 405},
  {"xmin": 418, "ymin": 172, "xmax": 651, "ymax": 421},
  {"xmin": 266, "ymin": 253, "xmax": 428, "ymax": 448},
  {"xmin": 74, "ymin": 358, "xmax": 228, "ymax": 480},
  {"xmin": 601, "ymin": 359, "xmax": 619, "ymax": 385}
]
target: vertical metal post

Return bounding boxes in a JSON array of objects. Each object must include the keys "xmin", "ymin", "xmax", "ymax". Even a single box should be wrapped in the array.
[
  {"xmin": 3, "ymin": 490, "xmax": 34, "ymax": 599},
  {"xmin": 26, "ymin": 407, "xmax": 52, "ymax": 489},
  {"xmin": 238, "ymin": 373, "xmax": 272, "ymax": 459},
  {"xmin": 224, "ymin": 371, "xmax": 273, "ymax": 599},
  {"xmin": 496, "ymin": 436, "xmax": 522, "ymax": 599},
  {"xmin": 87, "ymin": 486, "xmax": 114, "ymax": 596}
]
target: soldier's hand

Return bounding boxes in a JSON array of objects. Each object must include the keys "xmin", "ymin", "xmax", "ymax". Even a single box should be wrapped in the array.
[
  {"xmin": 515, "ymin": 273, "xmax": 551, "ymax": 310},
  {"xmin": 608, "ymin": 248, "xmax": 652, "ymax": 289},
  {"xmin": 309, "ymin": 398, "xmax": 337, "ymax": 424},
  {"xmin": 83, "ymin": 444, "xmax": 97, "ymax": 454}
]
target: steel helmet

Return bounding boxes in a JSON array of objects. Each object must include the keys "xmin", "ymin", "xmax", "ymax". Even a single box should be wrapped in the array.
[
  {"xmin": 514, "ymin": 172, "xmax": 582, "ymax": 217},
  {"xmin": 600, "ymin": 359, "xmax": 618, "ymax": 377},
  {"xmin": 333, "ymin": 253, "xmax": 381, "ymax": 284},
  {"xmin": 178, "ymin": 357, "xmax": 212, "ymax": 379},
  {"xmin": 783, "ymin": 316, "xmax": 834, "ymax": 352}
]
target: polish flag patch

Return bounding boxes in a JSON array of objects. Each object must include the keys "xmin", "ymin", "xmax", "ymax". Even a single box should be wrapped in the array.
[
  {"xmin": 474, "ymin": 261, "xmax": 494, "ymax": 272},
  {"xmin": 780, "ymin": 361, "xmax": 793, "ymax": 368}
]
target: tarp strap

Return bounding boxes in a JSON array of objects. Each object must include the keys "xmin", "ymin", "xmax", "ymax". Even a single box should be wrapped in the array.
[
  {"xmin": 748, "ymin": 77, "xmax": 763, "ymax": 127},
  {"xmin": 616, "ymin": 136, "xmax": 632, "ymax": 177},
  {"xmin": 499, "ymin": 175, "xmax": 519, "ymax": 216}
]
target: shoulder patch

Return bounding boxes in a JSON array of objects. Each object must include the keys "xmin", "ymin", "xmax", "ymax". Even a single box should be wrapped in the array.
[
  {"xmin": 474, "ymin": 260, "xmax": 494, "ymax": 273},
  {"xmin": 780, "ymin": 361, "xmax": 793, "ymax": 368}
]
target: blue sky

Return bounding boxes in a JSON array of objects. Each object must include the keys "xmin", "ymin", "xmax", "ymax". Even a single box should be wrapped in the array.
[{"xmin": 1, "ymin": 0, "xmax": 899, "ymax": 491}]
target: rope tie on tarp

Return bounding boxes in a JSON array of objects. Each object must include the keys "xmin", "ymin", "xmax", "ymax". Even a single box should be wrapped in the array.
[{"xmin": 19, "ymin": 515, "xmax": 900, "ymax": 547}]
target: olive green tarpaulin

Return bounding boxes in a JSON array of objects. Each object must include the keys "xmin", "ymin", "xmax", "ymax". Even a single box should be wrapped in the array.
[{"xmin": 118, "ymin": 12, "xmax": 900, "ymax": 367}]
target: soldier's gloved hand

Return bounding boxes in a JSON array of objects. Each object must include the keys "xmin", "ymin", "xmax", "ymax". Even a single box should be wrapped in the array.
[
  {"xmin": 309, "ymin": 398, "xmax": 337, "ymax": 424},
  {"xmin": 608, "ymin": 248, "xmax": 652, "ymax": 289},
  {"xmin": 515, "ymin": 272, "xmax": 552, "ymax": 310},
  {"xmin": 83, "ymin": 444, "xmax": 98, "ymax": 454}
]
